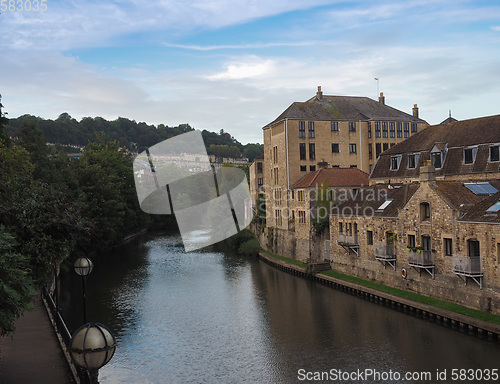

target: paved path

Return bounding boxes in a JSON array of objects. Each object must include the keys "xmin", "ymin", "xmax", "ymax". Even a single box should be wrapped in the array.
[{"xmin": 0, "ymin": 294, "xmax": 74, "ymax": 384}]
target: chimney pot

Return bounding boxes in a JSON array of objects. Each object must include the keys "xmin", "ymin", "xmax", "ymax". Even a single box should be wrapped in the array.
[
  {"xmin": 378, "ymin": 92, "xmax": 385, "ymax": 104},
  {"xmin": 412, "ymin": 104, "xmax": 419, "ymax": 118},
  {"xmin": 317, "ymin": 86, "xmax": 323, "ymax": 100}
]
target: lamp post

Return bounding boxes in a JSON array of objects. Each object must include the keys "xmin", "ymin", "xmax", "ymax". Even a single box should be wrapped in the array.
[
  {"xmin": 70, "ymin": 322, "xmax": 116, "ymax": 384},
  {"xmin": 74, "ymin": 257, "xmax": 94, "ymax": 323}
]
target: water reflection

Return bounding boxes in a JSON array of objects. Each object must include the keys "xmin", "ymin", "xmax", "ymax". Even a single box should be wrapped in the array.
[{"xmin": 60, "ymin": 235, "xmax": 500, "ymax": 383}]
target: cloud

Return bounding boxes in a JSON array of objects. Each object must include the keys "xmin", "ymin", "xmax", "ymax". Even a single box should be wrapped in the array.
[{"xmin": 207, "ymin": 58, "xmax": 276, "ymax": 80}]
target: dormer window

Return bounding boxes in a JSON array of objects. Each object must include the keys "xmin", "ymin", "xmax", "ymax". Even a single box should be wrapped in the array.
[
  {"xmin": 490, "ymin": 145, "xmax": 500, "ymax": 162},
  {"xmin": 431, "ymin": 152, "xmax": 442, "ymax": 169},
  {"xmin": 390, "ymin": 155, "xmax": 402, "ymax": 170},
  {"xmin": 407, "ymin": 153, "xmax": 420, "ymax": 169},
  {"xmin": 463, "ymin": 147, "xmax": 477, "ymax": 164}
]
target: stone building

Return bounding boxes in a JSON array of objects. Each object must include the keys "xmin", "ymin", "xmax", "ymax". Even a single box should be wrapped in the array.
[
  {"xmin": 329, "ymin": 115, "xmax": 500, "ymax": 314},
  {"xmin": 263, "ymin": 87, "xmax": 428, "ymax": 230},
  {"xmin": 370, "ymin": 114, "xmax": 500, "ymax": 185},
  {"xmin": 249, "ymin": 154, "xmax": 264, "ymax": 212}
]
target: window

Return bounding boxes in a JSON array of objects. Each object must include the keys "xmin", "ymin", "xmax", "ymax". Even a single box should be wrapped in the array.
[
  {"xmin": 408, "ymin": 154, "xmax": 419, "ymax": 169},
  {"xmin": 349, "ymin": 143, "xmax": 357, "ymax": 153},
  {"xmin": 331, "ymin": 122, "xmax": 339, "ymax": 132},
  {"xmin": 309, "ymin": 143, "xmax": 315, "ymax": 160},
  {"xmin": 404, "ymin": 123, "xmax": 409, "ymax": 138},
  {"xmin": 375, "ymin": 143, "xmax": 381, "ymax": 158},
  {"xmin": 298, "ymin": 211, "xmax": 306, "ymax": 224},
  {"xmin": 273, "ymin": 167, "xmax": 279, "ymax": 184},
  {"xmin": 339, "ymin": 222, "xmax": 343, "ymax": 233},
  {"xmin": 299, "ymin": 143, "xmax": 306, "ymax": 160},
  {"xmin": 422, "ymin": 235, "xmax": 431, "ymax": 251},
  {"xmin": 367, "ymin": 230, "xmax": 373, "ymax": 245},
  {"xmin": 390, "ymin": 155, "xmax": 401, "ymax": 170},
  {"xmin": 350, "ymin": 164, "xmax": 357, "ymax": 168},
  {"xmin": 382, "ymin": 122, "xmax": 388, "ymax": 138},
  {"xmin": 468, "ymin": 239, "xmax": 480, "ymax": 258},
  {"xmin": 431, "ymin": 152, "xmax": 442, "ymax": 168},
  {"xmin": 383, "ymin": 143, "xmax": 389, "ymax": 151},
  {"xmin": 349, "ymin": 122, "xmax": 356, "ymax": 132},
  {"xmin": 297, "ymin": 190, "xmax": 305, "ymax": 201},
  {"xmin": 299, "ymin": 121, "xmax": 305, "ymax": 138},
  {"xmin": 411, "ymin": 123, "xmax": 418, "ymax": 133},
  {"xmin": 308, "ymin": 121, "xmax": 315, "ymax": 138},
  {"xmin": 487, "ymin": 201, "xmax": 500, "ymax": 212},
  {"xmin": 444, "ymin": 238, "xmax": 453, "ymax": 256},
  {"xmin": 368, "ymin": 144, "xmax": 373, "ymax": 160},
  {"xmin": 257, "ymin": 162, "xmax": 263, "ymax": 173},
  {"xmin": 375, "ymin": 122, "xmax": 381, "ymax": 138},
  {"xmin": 377, "ymin": 199, "xmax": 393, "ymax": 211},
  {"xmin": 397, "ymin": 122, "xmax": 402, "ymax": 138},
  {"xmin": 300, "ymin": 165, "xmax": 306, "ymax": 172},
  {"xmin": 420, "ymin": 202, "xmax": 430, "ymax": 221},
  {"xmin": 275, "ymin": 209, "xmax": 282, "ymax": 226},
  {"xmin": 368, "ymin": 124, "xmax": 372, "ymax": 138},
  {"xmin": 332, "ymin": 143, "xmax": 339, "ymax": 153},
  {"xmin": 390, "ymin": 122, "xmax": 395, "ymax": 138},
  {"xmin": 408, "ymin": 234, "xmax": 416, "ymax": 248},
  {"xmin": 310, "ymin": 165, "xmax": 316, "ymax": 171},
  {"xmin": 464, "ymin": 147, "xmax": 477, "ymax": 164},
  {"xmin": 273, "ymin": 146, "xmax": 278, "ymax": 163},
  {"xmin": 257, "ymin": 177, "xmax": 263, "ymax": 186},
  {"xmin": 490, "ymin": 145, "xmax": 500, "ymax": 162}
]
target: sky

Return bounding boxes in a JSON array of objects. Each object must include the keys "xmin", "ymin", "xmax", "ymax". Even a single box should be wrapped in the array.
[{"xmin": 1, "ymin": 0, "xmax": 500, "ymax": 144}]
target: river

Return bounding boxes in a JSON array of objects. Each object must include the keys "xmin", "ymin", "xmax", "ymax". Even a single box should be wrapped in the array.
[{"xmin": 59, "ymin": 233, "xmax": 500, "ymax": 383}]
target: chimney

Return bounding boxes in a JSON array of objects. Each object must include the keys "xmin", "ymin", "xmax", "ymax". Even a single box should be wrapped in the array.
[
  {"xmin": 317, "ymin": 158, "xmax": 329, "ymax": 169},
  {"xmin": 413, "ymin": 104, "xmax": 419, "ymax": 118},
  {"xmin": 419, "ymin": 160, "xmax": 435, "ymax": 183},
  {"xmin": 378, "ymin": 92, "xmax": 385, "ymax": 104},
  {"xmin": 316, "ymin": 86, "xmax": 323, "ymax": 100}
]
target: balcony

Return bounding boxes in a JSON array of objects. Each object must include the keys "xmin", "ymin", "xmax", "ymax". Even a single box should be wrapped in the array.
[
  {"xmin": 374, "ymin": 244, "xmax": 396, "ymax": 270},
  {"xmin": 338, "ymin": 233, "xmax": 359, "ymax": 256},
  {"xmin": 407, "ymin": 249, "xmax": 435, "ymax": 278},
  {"xmin": 452, "ymin": 255, "xmax": 483, "ymax": 289}
]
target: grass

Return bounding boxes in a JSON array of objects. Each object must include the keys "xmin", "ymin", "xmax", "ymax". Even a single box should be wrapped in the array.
[
  {"xmin": 261, "ymin": 250, "xmax": 307, "ymax": 268},
  {"xmin": 322, "ymin": 270, "xmax": 500, "ymax": 325}
]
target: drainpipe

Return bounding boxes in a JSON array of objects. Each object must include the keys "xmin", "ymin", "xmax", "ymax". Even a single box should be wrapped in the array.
[{"xmin": 359, "ymin": 120, "xmax": 363, "ymax": 171}]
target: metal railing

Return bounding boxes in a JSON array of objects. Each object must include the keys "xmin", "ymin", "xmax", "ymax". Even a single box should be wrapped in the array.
[
  {"xmin": 453, "ymin": 255, "xmax": 482, "ymax": 275},
  {"xmin": 374, "ymin": 244, "xmax": 396, "ymax": 259},
  {"xmin": 407, "ymin": 250, "xmax": 434, "ymax": 266}
]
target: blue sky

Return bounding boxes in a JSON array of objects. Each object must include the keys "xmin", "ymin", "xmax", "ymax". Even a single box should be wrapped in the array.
[{"xmin": 1, "ymin": 0, "xmax": 500, "ymax": 144}]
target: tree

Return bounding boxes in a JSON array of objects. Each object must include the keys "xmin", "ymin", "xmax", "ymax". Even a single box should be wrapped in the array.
[
  {"xmin": 0, "ymin": 95, "xmax": 10, "ymax": 146},
  {"xmin": 0, "ymin": 226, "xmax": 36, "ymax": 336}
]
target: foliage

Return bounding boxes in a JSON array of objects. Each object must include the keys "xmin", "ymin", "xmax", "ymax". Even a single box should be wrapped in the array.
[
  {"xmin": 0, "ymin": 226, "xmax": 36, "ymax": 336},
  {"xmin": 261, "ymin": 249, "xmax": 308, "ymax": 268},
  {"xmin": 0, "ymin": 97, "xmax": 10, "ymax": 146},
  {"xmin": 238, "ymin": 238, "xmax": 261, "ymax": 257},
  {"xmin": 312, "ymin": 183, "xmax": 332, "ymax": 235}
]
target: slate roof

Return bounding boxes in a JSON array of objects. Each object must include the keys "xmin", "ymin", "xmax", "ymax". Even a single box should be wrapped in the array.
[
  {"xmin": 371, "ymin": 115, "xmax": 500, "ymax": 179},
  {"xmin": 264, "ymin": 95, "xmax": 426, "ymax": 128},
  {"xmin": 433, "ymin": 180, "xmax": 500, "ymax": 223},
  {"xmin": 290, "ymin": 167, "xmax": 369, "ymax": 189},
  {"xmin": 332, "ymin": 183, "xmax": 419, "ymax": 218}
]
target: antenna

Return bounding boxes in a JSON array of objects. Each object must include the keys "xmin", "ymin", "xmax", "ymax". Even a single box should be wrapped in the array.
[{"xmin": 374, "ymin": 77, "xmax": 379, "ymax": 98}]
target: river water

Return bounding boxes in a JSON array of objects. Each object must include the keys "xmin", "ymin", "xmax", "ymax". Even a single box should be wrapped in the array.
[{"xmin": 59, "ymin": 234, "xmax": 500, "ymax": 383}]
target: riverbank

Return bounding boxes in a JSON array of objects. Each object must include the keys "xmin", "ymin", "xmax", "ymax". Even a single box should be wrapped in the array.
[{"xmin": 258, "ymin": 250, "xmax": 500, "ymax": 341}]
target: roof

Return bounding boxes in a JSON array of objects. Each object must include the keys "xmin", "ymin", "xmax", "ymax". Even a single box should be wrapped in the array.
[
  {"xmin": 291, "ymin": 167, "xmax": 369, "ymax": 189},
  {"xmin": 332, "ymin": 183, "xmax": 419, "ymax": 217},
  {"xmin": 264, "ymin": 95, "xmax": 426, "ymax": 128},
  {"xmin": 382, "ymin": 115, "xmax": 500, "ymax": 156},
  {"xmin": 433, "ymin": 180, "xmax": 500, "ymax": 223},
  {"xmin": 371, "ymin": 115, "xmax": 500, "ymax": 179},
  {"xmin": 254, "ymin": 154, "xmax": 264, "ymax": 160}
]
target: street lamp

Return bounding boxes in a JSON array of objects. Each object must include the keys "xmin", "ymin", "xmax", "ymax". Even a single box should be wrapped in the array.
[
  {"xmin": 74, "ymin": 257, "xmax": 94, "ymax": 323},
  {"xmin": 70, "ymin": 322, "xmax": 116, "ymax": 384}
]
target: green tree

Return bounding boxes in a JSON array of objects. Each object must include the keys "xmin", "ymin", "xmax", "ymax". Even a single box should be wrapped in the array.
[
  {"xmin": 0, "ymin": 226, "xmax": 36, "ymax": 336},
  {"xmin": 0, "ymin": 95, "xmax": 10, "ymax": 146}
]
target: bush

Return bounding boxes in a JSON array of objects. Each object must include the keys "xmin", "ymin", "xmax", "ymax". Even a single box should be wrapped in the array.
[{"xmin": 238, "ymin": 238, "xmax": 261, "ymax": 256}]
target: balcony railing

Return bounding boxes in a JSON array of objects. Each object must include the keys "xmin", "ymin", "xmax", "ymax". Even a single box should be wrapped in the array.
[
  {"xmin": 338, "ymin": 233, "xmax": 359, "ymax": 245},
  {"xmin": 453, "ymin": 255, "xmax": 482, "ymax": 275},
  {"xmin": 407, "ymin": 250, "xmax": 434, "ymax": 266},
  {"xmin": 374, "ymin": 244, "xmax": 396, "ymax": 260}
]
